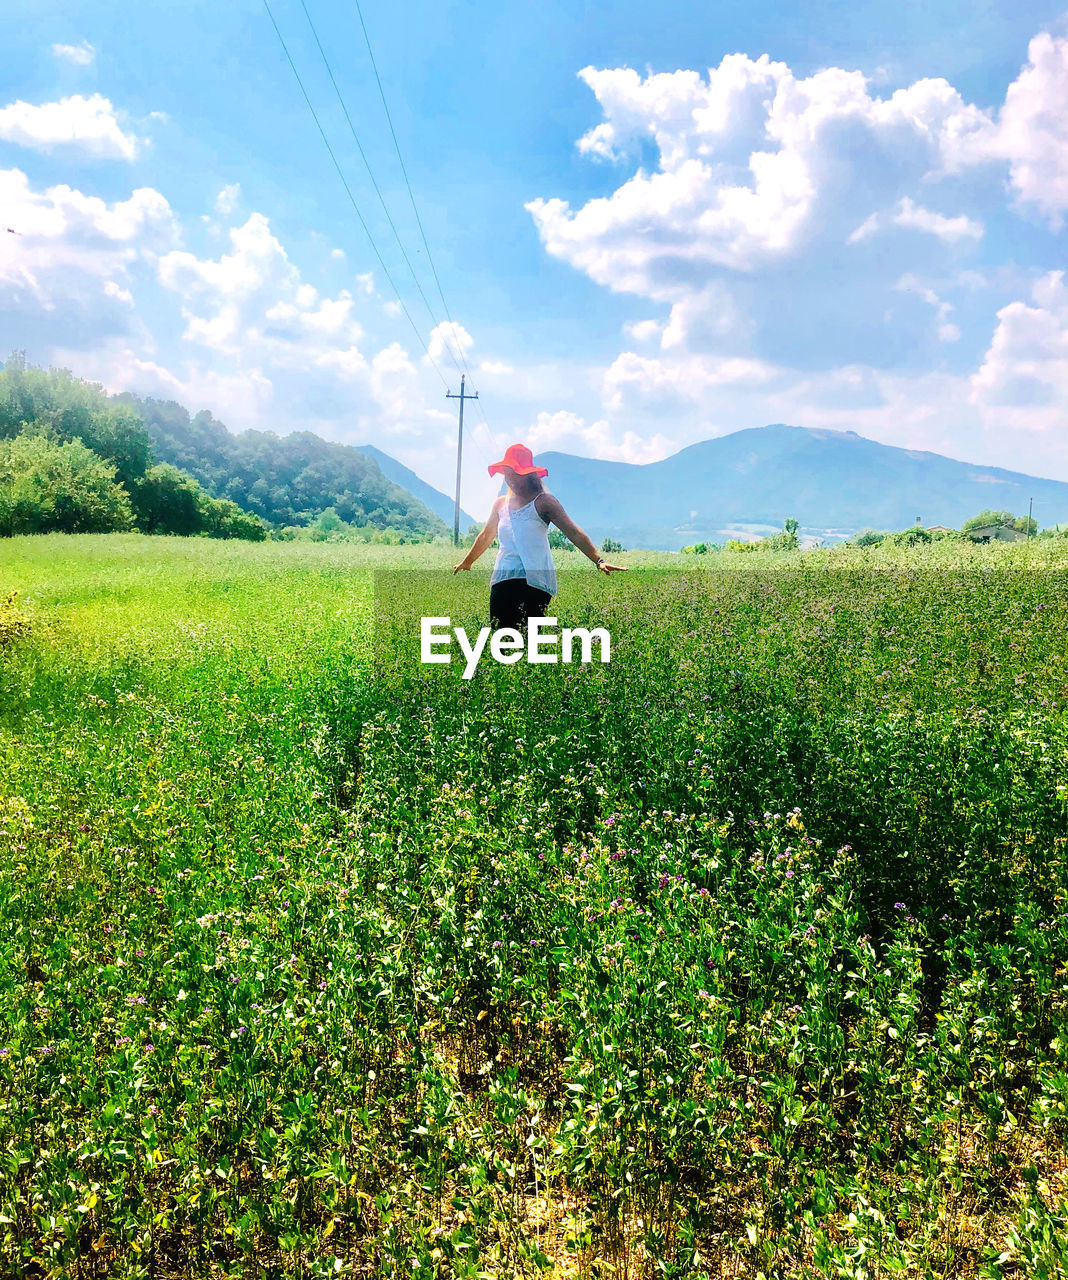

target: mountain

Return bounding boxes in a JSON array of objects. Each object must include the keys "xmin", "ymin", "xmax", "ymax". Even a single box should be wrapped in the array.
[
  {"xmin": 355, "ymin": 443, "xmax": 476, "ymax": 531},
  {"xmin": 537, "ymin": 424, "xmax": 1068, "ymax": 549},
  {"xmin": 113, "ymin": 393, "xmax": 448, "ymax": 536}
]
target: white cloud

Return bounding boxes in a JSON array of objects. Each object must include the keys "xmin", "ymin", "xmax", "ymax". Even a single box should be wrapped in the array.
[
  {"xmin": 0, "ymin": 94, "xmax": 145, "ymax": 160},
  {"xmin": 214, "ymin": 183, "xmax": 241, "ymax": 216},
  {"xmin": 529, "ymin": 55, "xmax": 995, "ymax": 296},
  {"xmin": 970, "ymin": 270, "xmax": 1068, "ymax": 426},
  {"xmin": 103, "ymin": 280, "xmax": 133, "ymax": 306},
  {"xmin": 624, "ymin": 319, "xmax": 662, "ymax": 343},
  {"xmin": 484, "ymin": 408, "xmax": 674, "ymax": 466},
  {"xmin": 894, "ymin": 273, "xmax": 961, "ymax": 343},
  {"xmin": 51, "ymin": 41, "xmax": 96, "ymax": 67},
  {"xmin": 158, "ymin": 213, "xmax": 365, "ymax": 356},
  {"xmin": 892, "ymin": 197, "xmax": 983, "ymax": 243},
  {"xmin": 851, "ymin": 197, "xmax": 984, "ymax": 244},
  {"xmin": 0, "ymin": 166, "xmax": 176, "ymax": 316},
  {"xmin": 427, "ymin": 320, "xmax": 473, "ymax": 368},
  {"xmin": 602, "ymin": 350, "xmax": 783, "ymax": 411},
  {"xmin": 996, "ymin": 31, "xmax": 1068, "ymax": 228}
]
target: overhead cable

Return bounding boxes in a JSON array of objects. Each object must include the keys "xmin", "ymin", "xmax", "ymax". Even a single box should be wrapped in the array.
[{"xmin": 262, "ymin": 0, "xmax": 450, "ymax": 389}]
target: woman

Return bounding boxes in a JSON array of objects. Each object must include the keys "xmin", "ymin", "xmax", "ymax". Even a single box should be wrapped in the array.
[{"xmin": 453, "ymin": 442, "xmax": 628, "ymax": 630}]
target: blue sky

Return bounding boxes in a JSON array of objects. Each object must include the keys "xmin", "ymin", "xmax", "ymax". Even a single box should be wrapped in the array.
[{"xmin": 2, "ymin": 0, "xmax": 1068, "ymax": 519}]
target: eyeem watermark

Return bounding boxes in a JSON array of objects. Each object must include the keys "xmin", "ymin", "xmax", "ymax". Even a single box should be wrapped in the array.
[{"xmin": 421, "ymin": 616, "xmax": 611, "ymax": 679}]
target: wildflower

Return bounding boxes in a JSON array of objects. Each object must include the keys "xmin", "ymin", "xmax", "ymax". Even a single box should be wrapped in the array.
[
  {"xmin": 148, "ymin": 1105, "xmax": 159, "ymax": 1116},
  {"xmin": 143, "ymin": 1042, "xmax": 155, "ymax": 1053},
  {"xmin": 785, "ymin": 870, "xmax": 794, "ymax": 879},
  {"xmin": 894, "ymin": 902, "xmax": 906, "ymax": 910},
  {"xmin": 319, "ymin": 980, "xmax": 328, "ymax": 989}
]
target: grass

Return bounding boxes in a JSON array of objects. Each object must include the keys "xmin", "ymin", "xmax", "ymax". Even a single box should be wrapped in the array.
[{"xmin": 0, "ymin": 532, "xmax": 1066, "ymax": 1279}]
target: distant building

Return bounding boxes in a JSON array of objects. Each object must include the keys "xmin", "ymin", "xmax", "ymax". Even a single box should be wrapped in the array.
[
  {"xmin": 966, "ymin": 524, "xmax": 1026, "ymax": 543},
  {"xmin": 926, "ymin": 525, "xmax": 956, "ymax": 534}
]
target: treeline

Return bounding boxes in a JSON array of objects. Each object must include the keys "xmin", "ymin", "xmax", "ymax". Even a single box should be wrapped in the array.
[
  {"xmin": 0, "ymin": 355, "xmax": 449, "ymax": 542},
  {"xmin": 680, "ymin": 510, "xmax": 1066, "ymax": 554},
  {"xmin": 0, "ymin": 356, "xmax": 265, "ymax": 539},
  {"xmin": 112, "ymin": 392, "xmax": 446, "ymax": 538}
]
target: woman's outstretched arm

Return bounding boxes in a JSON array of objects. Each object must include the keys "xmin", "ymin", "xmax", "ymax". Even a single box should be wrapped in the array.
[
  {"xmin": 454, "ymin": 497, "xmax": 504, "ymax": 572},
  {"xmin": 535, "ymin": 493, "xmax": 629, "ymax": 572}
]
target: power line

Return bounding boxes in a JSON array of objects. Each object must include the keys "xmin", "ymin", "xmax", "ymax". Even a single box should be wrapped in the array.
[
  {"xmin": 295, "ymin": 0, "xmax": 469, "ymax": 379},
  {"xmin": 350, "ymin": 0, "xmax": 474, "ymax": 383},
  {"xmin": 261, "ymin": 0, "xmax": 450, "ymax": 388}
]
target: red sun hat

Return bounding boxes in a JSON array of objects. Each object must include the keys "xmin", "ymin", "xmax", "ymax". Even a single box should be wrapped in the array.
[{"xmin": 487, "ymin": 442, "xmax": 548, "ymax": 478}]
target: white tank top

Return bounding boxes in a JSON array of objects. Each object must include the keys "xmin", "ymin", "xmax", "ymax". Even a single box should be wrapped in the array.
[{"xmin": 490, "ymin": 494, "xmax": 558, "ymax": 597}]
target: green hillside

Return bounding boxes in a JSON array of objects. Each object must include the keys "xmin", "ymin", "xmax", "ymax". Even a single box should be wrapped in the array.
[{"xmin": 115, "ymin": 392, "xmax": 448, "ymax": 537}]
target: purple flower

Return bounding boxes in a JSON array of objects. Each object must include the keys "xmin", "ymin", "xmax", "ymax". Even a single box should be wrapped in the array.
[
  {"xmin": 785, "ymin": 870, "xmax": 794, "ymax": 879},
  {"xmin": 894, "ymin": 902, "xmax": 906, "ymax": 910}
]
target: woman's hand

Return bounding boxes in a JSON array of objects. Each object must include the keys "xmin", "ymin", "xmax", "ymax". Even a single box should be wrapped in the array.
[
  {"xmin": 453, "ymin": 560, "xmax": 472, "ymax": 574},
  {"xmin": 598, "ymin": 560, "xmax": 629, "ymax": 573}
]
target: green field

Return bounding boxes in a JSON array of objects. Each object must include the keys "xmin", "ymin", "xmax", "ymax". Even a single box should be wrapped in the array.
[{"xmin": 1, "ymin": 534, "xmax": 1067, "ymax": 1279}]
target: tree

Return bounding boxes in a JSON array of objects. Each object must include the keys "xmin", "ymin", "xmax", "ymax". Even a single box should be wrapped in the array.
[
  {"xmin": 130, "ymin": 463, "xmax": 204, "ymax": 535},
  {"xmin": 601, "ymin": 536, "xmax": 625, "ymax": 553},
  {"xmin": 0, "ymin": 434, "xmax": 134, "ymax": 534},
  {"xmin": 549, "ymin": 528, "xmax": 575, "ymax": 550},
  {"xmin": 961, "ymin": 509, "xmax": 1018, "ymax": 534},
  {"xmin": 887, "ymin": 525, "xmax": 932, "ymax": 547},
  {"xmin": 853, "ymin": 529, "xmax": 886, "ymax": 547},
  {"xmin": 0, "ymin": 354, "xmax": 151, "ymax": 486}
]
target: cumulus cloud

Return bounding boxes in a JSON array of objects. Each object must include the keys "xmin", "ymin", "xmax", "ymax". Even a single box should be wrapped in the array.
[
  {"xmin": 0, "ymin": 166, "xmax": 176, "ymax": 312},
  {"xmin": 158, "ymin": 213, "xmax": 365, "ymax": 357},
  {"xmin": 0, "ymin": 94, "xmax": 145, "ymax": 160},
  {"xmin": 894, "ymin": 274, "xmax": 961, "ymax": 342},
  {"xmin": 51, "ymin": 41, "xmax": 96, "ymax": 67},
  {"xmin": 214, "ymin": 183, "xmax": 241, "ymax": 216},
  {"xmin": 528, "ymin": 54, "xmax": 996, "ymax": 296},
  {"xmin": 486, "ymin": 408, "xmax": 674, "ymax": 465},
  {"xmin": 603, "ymin": 350, "xmax": 783, "ymax": 411},
  {"xmin": 427, "ymin": 320, "xmax": 473, "ymax": 369},
  {"xmin": 970, "ymin": 270, "xmax": 1068, "ymax": 426},
  {"xmin": 849, "ymin": 197, "xmax": 983, "ymax": 244},
  {"xmin": 996, "ymin": 32, "xmax": 1068, "ymax": 228}
]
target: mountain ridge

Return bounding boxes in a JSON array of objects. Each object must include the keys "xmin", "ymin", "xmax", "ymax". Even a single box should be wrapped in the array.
[{"xmin": 534, "ymin": 424, "xmax": 1068, "ymax": 549}]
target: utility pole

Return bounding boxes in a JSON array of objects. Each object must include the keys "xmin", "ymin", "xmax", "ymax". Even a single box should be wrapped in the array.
[
  {"xmin": 1026, "ymin": 496, "xmax": 1034, "ymax": 561},
  {"xmin": 446, "ymin": 374, "xmax": 478, "ymax": 547}
]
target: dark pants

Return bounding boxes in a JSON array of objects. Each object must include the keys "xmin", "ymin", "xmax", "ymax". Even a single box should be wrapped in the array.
[{"xmin": 489, "ymin": 578, "xmax": 553, "ymax": 630}]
